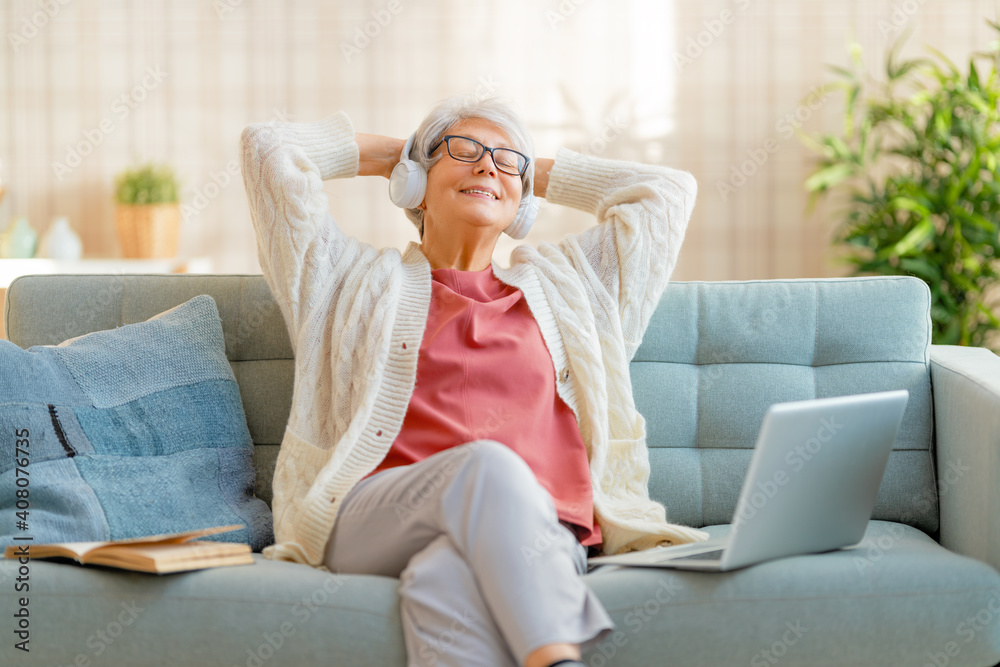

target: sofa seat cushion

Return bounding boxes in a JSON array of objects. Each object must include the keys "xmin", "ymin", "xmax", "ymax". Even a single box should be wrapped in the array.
[
  {"xmin": 583, "ymin": 521, "xmax": 1000, "ymax": 666},
  {"xmin": 0, "ymin": 554, "xmax": 406, "ymax": 667},
  {"xmin": 3, "ymin": 521, "xmax": 998, "ymax": 666}
]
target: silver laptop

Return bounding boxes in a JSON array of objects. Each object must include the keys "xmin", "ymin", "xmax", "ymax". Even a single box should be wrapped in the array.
[{"xmin": 587, "ymin": 389, "xmax": 909, "ymax": 572}]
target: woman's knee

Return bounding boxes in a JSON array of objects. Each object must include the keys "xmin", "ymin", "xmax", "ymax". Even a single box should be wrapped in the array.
[
  {"xmin": 454, "ymin": 440, "xmax": 555, "ymax": 509},
  {"xmin": 462, "ymin": 439, "xmax": 531, "ymax": 475}
]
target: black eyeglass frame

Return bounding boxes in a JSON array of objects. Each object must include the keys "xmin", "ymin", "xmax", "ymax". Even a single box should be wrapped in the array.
[{"xmin": 429, "ymin": 135, "xmax": 530, "ymax": 177}]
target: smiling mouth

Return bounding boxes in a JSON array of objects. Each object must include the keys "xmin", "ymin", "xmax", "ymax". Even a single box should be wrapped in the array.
[{"xmin": 460, "ymin": 189, "xmax": 499, "ymax": 200}]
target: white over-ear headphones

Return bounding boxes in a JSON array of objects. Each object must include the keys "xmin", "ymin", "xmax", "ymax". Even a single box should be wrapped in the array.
[{"xmin": 388, "ymin": 131, "xmax": 538, "ymax": 240}]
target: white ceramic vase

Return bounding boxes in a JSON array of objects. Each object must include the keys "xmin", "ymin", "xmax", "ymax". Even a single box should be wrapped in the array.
[{"xmin": 39, "ymin": 216, "xmax": 83, "ymax": 260}]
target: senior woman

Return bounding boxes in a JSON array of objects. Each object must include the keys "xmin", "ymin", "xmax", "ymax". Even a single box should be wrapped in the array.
[{"xmin": 239, "ymin": 96, "xmax": 707, "ymax": 667}]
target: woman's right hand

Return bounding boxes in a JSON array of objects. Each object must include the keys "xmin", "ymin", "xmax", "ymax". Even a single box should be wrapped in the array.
[{"xmin": 356, "ymin": 133, "xmax": 406, "ymax": 180}]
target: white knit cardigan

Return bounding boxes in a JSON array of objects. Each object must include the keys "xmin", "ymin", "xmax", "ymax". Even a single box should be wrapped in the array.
[{"xmin": 239, "ymin": 111, "xmax": 710, "ymax": 569}]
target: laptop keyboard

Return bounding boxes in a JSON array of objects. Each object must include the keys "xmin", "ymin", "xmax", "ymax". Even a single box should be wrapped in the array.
[{"xmin": 667, "ymin": 549, "xmax": 725, "ymax": 562}]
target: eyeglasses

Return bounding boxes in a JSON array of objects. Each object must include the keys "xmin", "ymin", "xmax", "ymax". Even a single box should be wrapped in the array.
[{"xmin": 430, "ymin": 135, "xmax": 530, "ymax": 176}]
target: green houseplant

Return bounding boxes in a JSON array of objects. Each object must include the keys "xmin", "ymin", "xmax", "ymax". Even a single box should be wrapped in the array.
[
  {"xmin": 113, "ymin": 163, "xmax": 180, "ymax": 258},
  {"xmin": 802, "ymin": 26, "xmax": 1000, "ymax": 351}
]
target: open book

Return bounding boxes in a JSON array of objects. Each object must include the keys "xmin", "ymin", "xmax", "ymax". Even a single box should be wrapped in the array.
[{"xmin": 3, "ymin": 524, "xmax": 254, "ymax": 574}]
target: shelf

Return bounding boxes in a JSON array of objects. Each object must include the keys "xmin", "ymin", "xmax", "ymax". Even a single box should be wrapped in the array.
[{"xmin": 0, "ymin": 257, "xmax": 213, "ymax": 289}]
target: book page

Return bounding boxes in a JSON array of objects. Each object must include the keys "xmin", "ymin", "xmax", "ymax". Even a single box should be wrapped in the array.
[
  {"xmin": 89, "ymin": 541, "xmax": 253, "ymax": 573},
  {"xmin": 3, "ymin": 524, "xmax": 245, "ymax": 560},
  {"xmin": 90, "ymin": 541, "xmax": 250, "ymax": 564}
]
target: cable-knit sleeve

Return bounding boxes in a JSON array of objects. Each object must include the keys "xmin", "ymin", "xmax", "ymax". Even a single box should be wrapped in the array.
[
  {"xmin": 239, "ymin": 111, "xmax": 360, "ymax": 345},
  {"xmin": 548, "ymin": 147, "xmax": 697, "ymax": 361}
]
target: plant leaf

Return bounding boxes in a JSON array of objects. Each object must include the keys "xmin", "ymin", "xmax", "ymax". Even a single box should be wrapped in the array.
[
  {"xmin": 889, "ymin": 196, "xmax": 932, "ymax": 217},
  {"xmin": 890, "ymin": 217, "xmax": 936, "ymax": 256},
  {"xmin": 805, "ymin": 163, "xmax": 855, "ymax": 192},
  {"xmin": 969, "ymin": 58, "xmax": 982, "ymax": 90},
  {"xmin": 925, "ymin": 44, "xmax": 960, "ymax": 77}
]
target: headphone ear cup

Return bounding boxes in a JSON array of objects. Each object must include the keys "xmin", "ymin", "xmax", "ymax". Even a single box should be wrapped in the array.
[
  {"xmin": 389, "ymin": 160, "xmax": 426, "ymax": 209},
  {"xmin": 503, "ymin": 192, "xmax": 539, "ymax": 239},
  {"xmin": 388, "ymin": 132, "xmax": 427, "ymax": 209}
]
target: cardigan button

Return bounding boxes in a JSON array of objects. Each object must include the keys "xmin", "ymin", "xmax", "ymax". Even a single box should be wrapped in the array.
[
  {"xmin": 402, "ymin": 343, "xmax": 407, "ymax": 350},
  {"xmin": 330, "ymin": 496, "xmax": 337, "ymax": 504},
  {"xmin": 376, "ymin": 429, "xmax": 382, "ymax": 436}
]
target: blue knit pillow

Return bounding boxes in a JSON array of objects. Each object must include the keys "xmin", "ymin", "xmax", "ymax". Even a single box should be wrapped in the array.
[{"xmin": 0, "ymin": 294, "xmax": 273, "ymax": 551}]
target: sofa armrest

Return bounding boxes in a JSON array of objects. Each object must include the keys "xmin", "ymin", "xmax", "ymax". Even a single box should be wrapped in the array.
[{"xmin": 929, "ymin": 344, "xmax": 1000, "ymax": 572}]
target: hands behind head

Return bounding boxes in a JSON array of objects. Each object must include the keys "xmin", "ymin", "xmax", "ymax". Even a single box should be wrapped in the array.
[{"xmin": 356, "ymin": 133, "xmax": 407, "ymax": 179}]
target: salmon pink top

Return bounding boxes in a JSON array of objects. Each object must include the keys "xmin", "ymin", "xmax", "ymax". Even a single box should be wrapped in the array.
[{"xmin": 362, "ymin": 264, "xmax": 601, "ymax": 547}]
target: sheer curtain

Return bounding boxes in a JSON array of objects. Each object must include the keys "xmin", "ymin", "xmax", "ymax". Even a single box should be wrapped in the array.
[{"xmin": 1, "ymin": 0, "xmax": 995, "ymax": 279}]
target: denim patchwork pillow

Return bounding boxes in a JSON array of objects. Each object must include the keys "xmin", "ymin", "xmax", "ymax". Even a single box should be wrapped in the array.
[{"xmin": 0, "ymin": 294, "xmax": 273, "ymax": 551}]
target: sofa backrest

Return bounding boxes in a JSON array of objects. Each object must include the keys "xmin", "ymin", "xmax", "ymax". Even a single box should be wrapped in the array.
[
  {"xmin": 634, "ymin": 276, "xmax": 937, "ymax": 536},
  {"xmin": 4, "ymin": 273, "xmax": 938, "ymax": 536}
]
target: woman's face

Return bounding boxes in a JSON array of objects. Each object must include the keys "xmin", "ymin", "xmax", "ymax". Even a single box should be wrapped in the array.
[{"xmin": 420, "ymin": 118, "xmax": 524, "ymax": 239}]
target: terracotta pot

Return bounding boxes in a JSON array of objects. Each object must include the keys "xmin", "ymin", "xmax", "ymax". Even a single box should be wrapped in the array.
[{"xmin": 115, "ymin": 203, "xmax": 179, "ymax": 258}]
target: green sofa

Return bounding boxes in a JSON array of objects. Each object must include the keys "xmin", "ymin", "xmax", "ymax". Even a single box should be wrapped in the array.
[{"xmin": 2, "ymin": 273, "xmax": 999, "ymax": 667}]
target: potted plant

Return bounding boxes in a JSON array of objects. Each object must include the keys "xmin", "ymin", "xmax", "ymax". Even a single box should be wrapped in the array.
[
  {"xmin": 114, "ymin": 163, "xmax": 180, "ymax": 258},
  {"xmin": 802, "ymin": 24, "xmax": 1000, "ymax": 351}
]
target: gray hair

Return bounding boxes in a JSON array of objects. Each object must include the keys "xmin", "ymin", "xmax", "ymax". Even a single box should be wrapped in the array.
[{"xmin": 403, "ymin": 95, "xmax": 535, "ymax": 239}]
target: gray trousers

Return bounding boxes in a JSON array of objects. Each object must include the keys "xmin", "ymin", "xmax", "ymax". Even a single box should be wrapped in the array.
[{"xmin": 323, "ymin": 439, "xmax": 615, "ymax": 667}]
